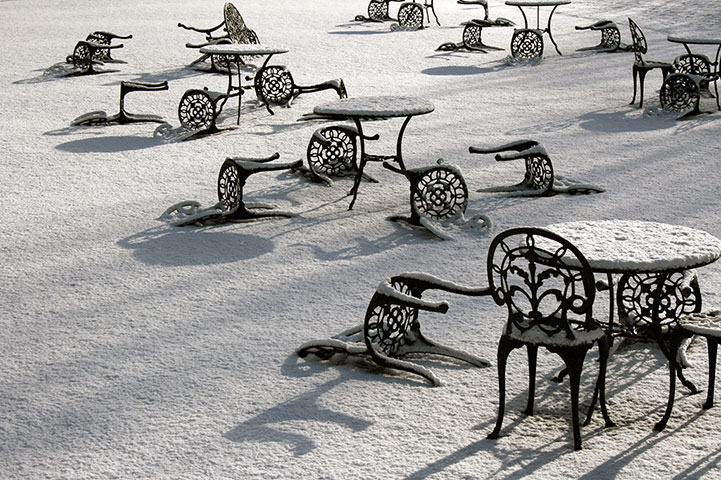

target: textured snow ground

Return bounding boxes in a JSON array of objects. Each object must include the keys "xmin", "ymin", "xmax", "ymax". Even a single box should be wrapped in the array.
[{"xmin": 2, "ymin": 0, "xmax": 721, "ymax": 478}]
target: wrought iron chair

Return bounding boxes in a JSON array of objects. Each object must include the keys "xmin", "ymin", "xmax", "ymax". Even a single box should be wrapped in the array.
[
  {"xmin": 357, "ymin": 0, "xmax": 438, "ymax": 27},
  {"xmin": 65, "ymin": 40, "xmax": 124, "ymax": 75},
  {"xmin": 659, "ymin": 65, "xmax": 719, "ymax": 115},
  {"xmin": 252, "ymin": 66, "xmax": 347, "ymax": 114},
  {"xmin": 437, "ymin": 17, "xmax": 514, "ymax": 52},
  {"xmin": 628, "ymin": 18, "xmax": 675, "ymax": 108},
  {"xmin": 179, "ymin": 2, "xmax": 260, "ymax": 72},
  {"xmin": 655, "ymin": 310, "xmax": 721, "ymax": 431},
  {"xmin": 161, "ymin": 153, "xmax": 302, "ymax": 226},
  {"xmin": 72, "ymin": 81, "xmax": 169, "ymax": 126},
  {"xmin": 469, "ymin": 140, "xmax": 604, "ymax": 196},
  {"xmin": 297, "ymin": 273, "xmax": 491, "ymax": 386},
  {"xmin": 154, "ymin": 88, "xmax": 236, "ymax": 141},
  {"xmin": 85, "ymin": 31, "xmax": 132, "ymax": 62},
  {"xmin": 575, "ymin": 20, "xmax": 630, "ymax": 52},
  {"xmin": 486, "ymin": 227, "xmax": 614, "ymax": 450}
]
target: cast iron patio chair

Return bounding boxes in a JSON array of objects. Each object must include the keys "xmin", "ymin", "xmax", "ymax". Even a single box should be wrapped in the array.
[
  {"xmin": 575, "ymin": 20, "xmax": 629, "ymax": 53},
  {"xmin": 65, "ymin": 40, "xmax": 124, "ymax": 75},
  {"xmin": 297, "ymin": 273, "xmax": 491, "ymax": 386},
  {"xmin": 486, "ymin": 227, "xmax": 614, "ymax": 451},
  {"xmin": 179, "ymin": 2, "xmax": 260, "ymax": 72},
  {"xmin": 252, "ymin": 66, "xmax": 347, "ymax": 114},
  {"xmin": 72, "ymin": 80, "xmax": 169, "ymax": 126},
  {"xmin": 628, "ymin": 18, "xmax": 675, "ymax": 108},
  {"xmin": 85, "ymin": 31, "xmax": 132, "ymax": 62}
]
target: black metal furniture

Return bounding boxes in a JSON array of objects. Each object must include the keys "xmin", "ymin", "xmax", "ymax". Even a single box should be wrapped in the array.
[
  {"xmin": 179, "ymin": 2, "xmax": 260, "ymax": 72},
  {"xmin": 313, "ymin": 96, "xmax": 434, "ymax": 210},
  {"xmin": 356, "ymin": 0, "xmax": 438, "ymax": 28},
  {"xmin": 545, "ymin": 220, "xmax": 721, "ymax": 395},
  {"xmin": 655, "ymin": 310, "xmax": 721, "ymax": 431},
  {"xmin": 85, "ymin": 31, "xmax": 132, "ymax": 62},
  {"xmin": 162, "ymin": 153, "xmax": 302, "ymax": 226},
  {"xmin": 154, "ymin": 88, "xmax": 235, "ymax": 142},
  {"xmin": 575, "ymin": 20, "xmax": 629, "ymax": 52},
  {"xmin": 71, "ymin": 81, "xmax": 169, "ymax": 126},
  {"xmin": 65, "ymin": 40, "xmax": 124, "ymax": 75},
  {"xmin": 253, "ymin": 65, "xmax": 347, "ymax": 115},
  {"xmin": 628, "ymin": 18, "xmax": 675, "ymax": 108},
  {"xmin": 505, "ymin": 0, "xmax": 572, "ymax": 59},
  {"xmin": 485, "ymin": 227, "xmax": 614, "ymax": 451},
  {"xmin": 297, "ymin": 273, "xmax": 491, "ymax": 386},
  {"xmin": 660, "ymin": 36, "xmax": 721, "ymax": 116},
  {"xmin": 469, "ymin": 140, "xmax": 604, "ymax": 196},
  {"xmin": 437, "ymin": 18, "xmax": 515, "ymax": 52}
]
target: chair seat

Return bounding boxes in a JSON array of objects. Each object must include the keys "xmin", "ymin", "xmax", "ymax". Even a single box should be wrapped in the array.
[
  {"xmin": 637, "ymin": 60, "xmax": 673, "ymax": 69},
  {"xmin": 679, "ymin": 310, "xmax": 721, "ymax": 337},
  {"xmin": 508, "ymin": 323, "xmax": 605, "ymax": 347}
]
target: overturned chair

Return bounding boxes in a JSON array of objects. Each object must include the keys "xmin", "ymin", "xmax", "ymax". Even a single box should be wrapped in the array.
[
  {"xmin": 297, "ymin": 273, "xmax": 491, "ymax": 386},
  {"xmin": 575, "ymin": 20, "xmax": 630, "ymax": 52},
  {"xmin": 253, "ymin": 65, "xmax": 347, "ymax": 115},
  {"xmin": 438, "ymin": 1, "xmax": 514, "ymax": 52},
  {"xmin": 382, "ymin": 160, "xmax": 492, "ymax": 240},
  {"xmin": 85, "ymin": 31, "xmax": 133, "ymax": 62},
  {"xmin": 469, "ymin": 139, "xmax": 605, "ymax": 196},
  {"xmin": 161, "ymin": 153, "xmax": 302, "ymax": 226},
  {"xmin": 154, "ymin": 87, "xmax": 236, "ymax": 141},
  {"xmin": 72, "ymin": 80, "xmax": 169, "ymax": 126},
  {"xmin": 64, "ymin": 39, "xmax": 125, "ymax": 75}
]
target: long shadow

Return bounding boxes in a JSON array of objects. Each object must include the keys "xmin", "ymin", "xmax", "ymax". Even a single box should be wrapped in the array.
[
  {"xmin": 117, "ymin": 226, "xmax": 274, "ymax": 266},
  {"xmin": 223, "ymin": 356, "xmax": 375, "ymax": 456},
  {"xmin": 55, "ymin": 134, "xmax": 161, "ymax": 152}
]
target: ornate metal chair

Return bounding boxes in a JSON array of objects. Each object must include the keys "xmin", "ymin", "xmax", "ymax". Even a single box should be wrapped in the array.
[
  {"xmin": 510, "ymin": 28, "xmax": 545, "ymax": 60},
  {"xmin": 253, "ymin": 66, "xmax": 347, "ymax": 114},
  {"xmin": 85, "ymin": 31, "xmax": 132, "ymax": 62},
  {"xmin": 437, "ymin": 17, "xmax": 514, "ymax": 52},
  {"xmin": 155, "ymin": 88, "xmax": 235, "ymax": 141},
  {"xmin": 659, "ymin": 68, "xmax": 719, "ymax": 115},
  {"xmin": 295, "ymin": 125, "xmax": 379, "ymax": 186},
  {"xmin": 72, "ymin": 80, "xmax": 169, "ymax": 126},
  {"xmin": 161, "ymin": 153, "xmax": 302, "ymax": 226},
  {"xmin": 65, "ymin": 40, "xmax": 124, "ymax": 75},
  {"xmin": 469, "ymin": 140, "xmax": 605, "ymax": 196},
  {"xmin": 486, "ymin": 227, "xmax": 614, "ymax": 450},
  {"xmin": 575, "ymin": 20, "xmax": 630, "ymax": 52},
  {"xmin": 297, "ymin": 273, "xmax": 491, "ymax": 386},
  {"xmin": 179, "ymin": 2, "xmax": 260, "ymax": 72},
  {"xmin": 655, "ymin": 310, "xmax": 721, "ymax": 431},
  {"xmin": 628, "ymin": 18, "xmax": 675, "ymax": 108}
]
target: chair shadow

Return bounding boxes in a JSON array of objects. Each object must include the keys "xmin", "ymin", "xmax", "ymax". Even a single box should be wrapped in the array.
[
  {"xmin": 117, "ymin": 226, "xmax": 274, "ymax": 266},
  {"xmin": 54, "ymin": 134, "xmax": 161, "ymax": 152},
  {"xmin": 223, "ymin": 355, "xmax": 375, "ymax": 456}
]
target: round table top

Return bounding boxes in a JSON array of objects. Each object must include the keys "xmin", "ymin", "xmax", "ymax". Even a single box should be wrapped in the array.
[
  {"xmin": 545, "ymin": 220, "xmax": 721, "ymax": 273},
  {"xmin": 313, "ymin": 96, "xmax": 435, "ymax": 118},
  {"xmin": 505, "ymin": 0, "xmax": 571, "ymax": 6},
  {"xmin": 667, "ymin": 36, "xmax": 721, "ymax": 46},
  {"xmin": 199, "ymin": 44, "xmax": 289, "ymax": 56}
]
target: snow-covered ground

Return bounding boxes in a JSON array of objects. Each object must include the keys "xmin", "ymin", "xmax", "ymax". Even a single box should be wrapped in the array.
[{"xmin": 3, "ymin": 0, "xmax": 721, "ymax": 478}]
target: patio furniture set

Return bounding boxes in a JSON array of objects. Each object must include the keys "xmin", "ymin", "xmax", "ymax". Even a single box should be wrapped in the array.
[{"xmin": 299, "ymin": 222, "xmax": 721, "ymax": 450}]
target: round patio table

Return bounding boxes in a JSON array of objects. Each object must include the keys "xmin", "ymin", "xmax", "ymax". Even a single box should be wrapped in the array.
[
  {"xmin": 199, "ymin": 44, "xmax": 289, "ymax": 123},
  {"xmin": 546, "ymin": 220, "xmax": 721, "ymax": 392},
  {"xmin": 666, "ymin": 36, "xmax": 721, "ymax": 114},
  {"xmin": 505, "ymin": 0, "xmax": 571, "ymax": 55},
  {"xmin": 313, "ymin": 96, "xmax": 435, "ymax": 210}
]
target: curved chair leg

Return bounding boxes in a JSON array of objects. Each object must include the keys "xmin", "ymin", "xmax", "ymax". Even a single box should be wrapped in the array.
[
  {"xmin": 705, "ymin": 339, "xmax": 717, "ymax": 409},
  {"xmin": 371, "ymin": 352, "xmax": 441, "ymax": 386},
  {"xmin": 654, "ymin": 327, "xmax": 691, "ymax": 431},
  {"xmin": 524, "ymin": 344, "xmax": 538, "ymax": 415},
  {"xmin": 488, "ymin": 335, "xmax": 520, "ymax": 440},
  {"xmin": 638, "ymin": 69, "xmax": 648, "ymax": 108},
  {"xmin": 584, "ymin": 334, "xmax": 615, "ymax": 428},
  {"xmin": 631, "ymin": 65, "xmax": 639, "ymax": 105},
  {"xmin": 556, "ymin": 346, "xmax": 590, "ymax": 450}
]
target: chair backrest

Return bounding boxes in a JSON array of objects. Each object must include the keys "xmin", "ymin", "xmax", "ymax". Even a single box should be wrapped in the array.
[
  {"xmin": 628, "ymin": 18, "xmax": 648, "ymax": 63},
  {"xmin": 224, "ymin": 2, "xmax": 250, "ymax": 43},
  {"xmin": 363, "ymin": 277, "xmax": 422, "ymax": 357},
  {"xmin": 487, "ymin": 227, "xmax": 596, "ymax": 341}
]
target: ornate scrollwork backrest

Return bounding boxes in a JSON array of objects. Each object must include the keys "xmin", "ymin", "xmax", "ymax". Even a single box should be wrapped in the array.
[
  {"xmin": 627, "ymin": 18, "xmax": 648, "ymax": 63},
  {"xmin": 487, "ymin": 228, "xmax": 596, "ymax": 340},
  {"xmin": 600, "ymin": 26, "xmax": 621, "ymax": 50},
  {"xmin": 523, "ymin": 153, "xmax": 553, "ymax": 193},
  {"xmin": 364, "ymin": 278, "xmax": 419, "ymax": 357},
  {"xmin": 224, "ymin": 2, "xmax": 248, "ymax": 43}
]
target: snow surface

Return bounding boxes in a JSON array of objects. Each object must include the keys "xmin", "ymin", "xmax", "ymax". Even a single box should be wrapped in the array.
[{"xmin": 3, "ymin": 0, "xmax": 721, "ymax": 478}]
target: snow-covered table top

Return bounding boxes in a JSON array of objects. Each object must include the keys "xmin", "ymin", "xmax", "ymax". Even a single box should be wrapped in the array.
[
  {"xmin": 199, "ymin": 44, "xmax": 289, "ymax": 56},
  {"xmin": 667, "ymin": 36, "xmax": 721, "ymax": 46},
  {"xmin": 314, "ymin": 96, "xmax": 435, "ymax": 118},
  {"xmin": 545, "ymin": 220, "xmax": 721, "ymax": 273}
]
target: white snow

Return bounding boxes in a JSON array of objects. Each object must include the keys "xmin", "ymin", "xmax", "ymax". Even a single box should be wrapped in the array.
[{"xmin": 4, "ymin": 0, "xmax": 721, "ymax": 478}]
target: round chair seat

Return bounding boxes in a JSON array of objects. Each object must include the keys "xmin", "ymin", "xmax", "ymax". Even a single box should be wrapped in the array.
[{"xmin": 679, "ymin": 310, "xmax": 721, "ymax": 337}]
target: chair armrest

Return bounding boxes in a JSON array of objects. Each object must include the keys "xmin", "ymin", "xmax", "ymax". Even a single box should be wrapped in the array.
[{"xmin": 388, "ymin": 272, "xmax": 493, "ymax": 297}]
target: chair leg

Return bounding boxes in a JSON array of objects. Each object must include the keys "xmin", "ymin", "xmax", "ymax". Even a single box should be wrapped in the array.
[
  {"xmin": 585, "ymin": 335, "xmax": 615, "ymax": 428},
  {"xmin": 524, "ymin": 344, "xmax": 538, "ymax": 415},
  {"xmin": 654, "ymin": 327, "xmax": 691, "ymax": 431},
  {"xmin": 638, "ymin": 69, "xmax": 648, "ymax": 108},
  {"xmin": 705, "ymin": 338, "xmax": 717, "ymax": 409},
  {"xmin": 557, "ymin": 346, "xmax": 589, "ymax": 451},
  {"xmin": 488, "ymin": 335, "xmax": 520, "ymax": 440},
  {"xmin": 631, "ymin": 65, "xmax": 639, "ymax": 105}
]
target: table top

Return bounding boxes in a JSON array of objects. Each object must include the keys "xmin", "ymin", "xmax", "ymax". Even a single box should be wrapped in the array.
[
  {"xmin": 314, "ymin": 96, "xmax": 435, "ymax": 118},
  {"xmin": 505, "ymin": 1, "xmax": 571, "ymax": 7},
  {"xmin": 545, "ymin": 220, "xmax": 721, "ymax": 273},
  {"xmin": 668, "ymin": 36, "xmax": 721, "ymax": 46},
  {"xmin": 199, "ymin": 44, "xmax": 289, "ymax": 56}
]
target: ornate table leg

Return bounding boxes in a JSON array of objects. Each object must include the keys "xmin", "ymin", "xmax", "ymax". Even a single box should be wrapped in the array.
[
  {"xmin": 348, "ymin": 117, "xmax": 367, "ymax": 210},
  {"xmin": 546, "ymin": 5, "xmax": 563, "ymax": 55}
]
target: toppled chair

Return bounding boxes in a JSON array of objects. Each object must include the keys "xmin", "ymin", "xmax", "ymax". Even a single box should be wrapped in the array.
[
  {"xmin": 628, "ymin": 18, "xmax": 675, "ymax": 108},
  {"xmin": 154, "ymin": 87, "xmax": 235, "ymax": 141},
  {"xmin": 382, "ymin": 160, "xmax": 492, "ymax": 240},
  {"xmin": 179, "ymin": 2, "xmax": 260, "ymax": 72},
  {"xmin": 160, "ymin": 153, "xmax": 302, "ymax": 226},
  {"xmin": 575, "ymin": 20, "xmax": 629, "ymax": 52},
  {"xmin": 253, "ymin": 66, "xmax": 347, "ymax": 114},
  {"xmin": 437, "ymin": 17, "xmax": 514, "ymax": 52},
  {"xmin": 469, "ymin": 139, "xmax": 605, "ymax": 196},
  {"xmin": 391, "ymin": 0, "xmax": 439, "ymax": 30},
  {"xmin": 297, "ymin": 273, "xmax": 491, "ymax": 386},
  {"xmin": 294, "ymin": 124, "xmax": 379, "ymax": 186},
  {"xmin": 64, "ymin": 39, "xmax": 125, "ymax": 75},
  {"xmin": 659, "ymin": 64, "xmax": 719, "ymax": 116},
  {"xmin": 85, "ymin": 31, "xmax": 132, "ymax": 62},
  {"xmin": 72, "ymin": 80, "xmax": 169, "ymax": 126},
  {"xmin": 354, "ymin": 0, "xmax": 397, "ymax": 22}
]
